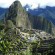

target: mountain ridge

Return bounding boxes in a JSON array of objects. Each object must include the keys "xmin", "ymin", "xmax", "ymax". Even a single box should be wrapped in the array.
[
  {"xmin": 0, "ymin": 7, "xmax": 8, "ymax": 19},
  {"xmin": 24, "ymin": 5, "xmax": 55, "ymax": 25}
]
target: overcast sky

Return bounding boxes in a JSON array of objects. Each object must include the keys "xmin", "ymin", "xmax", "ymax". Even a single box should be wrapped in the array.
[{"xmin": 0, "ymin": 0, "xmax": 55, "ymax": 9}]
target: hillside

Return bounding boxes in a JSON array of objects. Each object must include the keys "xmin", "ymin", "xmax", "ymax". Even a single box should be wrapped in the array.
[
  {"xmin": 0, "ymin": 7, "xmax": 8, "ymax": 19},
  {"xmin": 24, "ymin": 5, "xmax": 55, "ymax": 25},
  {"xmin": 28, "ymin": 13, "xmax": 54, "ymax": 34},
  {"xmin": 4, "ymin": 1, "xmax": 31, "ymax": 29}
]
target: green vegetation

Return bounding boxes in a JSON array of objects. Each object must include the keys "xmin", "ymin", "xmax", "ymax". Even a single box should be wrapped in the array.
[
  {"xmin": 0, "ymin": 24, "xmax": 55, "ymax": 55},
  {"xmin": 7, "ymin": 20, "xmax": 15, "ymax": 28},
  {"xmin": 5, "ymin": 1, "xmax": 31, "ymax": 29},
  {"xmin": 28, "ymin": 13, "xmax": 53, "ymax": 34},
  {"xmin": 0, "ymin": 0, "xmax": 55, "ymax": 55},
  {"xmin": 0, "ymin": 29, "xmax": 10, "ymax": 55}
]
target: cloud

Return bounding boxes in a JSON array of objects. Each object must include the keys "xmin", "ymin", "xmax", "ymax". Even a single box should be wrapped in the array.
[
  {"xmin": 0, "ymin": 0, "xmax": 15, "ymax": 8},
  {"xmin": 19, "ymin": 0, "xmax": 55, "ymax": 9},
  {"xmin": 30, "ymin": 3, "xmax": 38, "ymax": 10},
  {"xmin": 0, "ymin": 0, "xmax": 55, "ymax": 9}
]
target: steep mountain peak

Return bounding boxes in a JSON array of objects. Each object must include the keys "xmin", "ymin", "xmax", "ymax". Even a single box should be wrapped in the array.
[
  {"xmin": 11, "ymin": 0, "xmax": 22, "ymax": 8},
  {"xmin": 5, "ymin": 0, "xmax": 31, "ymax": 29}
]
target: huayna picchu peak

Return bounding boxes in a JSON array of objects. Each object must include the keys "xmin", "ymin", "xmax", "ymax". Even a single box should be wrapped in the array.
[{"xmin": 5, "ymin": 0, "xmax": 31, "ymax": 29}]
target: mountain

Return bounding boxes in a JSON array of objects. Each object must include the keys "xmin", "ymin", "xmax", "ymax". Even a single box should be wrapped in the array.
[
  {"xmin": 4, "ymin": 1, "xmax": 31, "ymax": 29},
  {"xmin": 4, "ymin": 1, "xmax": 54, "ymax": 35},
  {"xmin": 0, "ymin": 7, "xmax": 8, "ymax": 19},
  {"xmin": 24, "ymin": 5, "xmax": 55, "ymax": 25},
  {"xmin": 28, "ymin": 13, "xmax": 54, "ymax": 34}
]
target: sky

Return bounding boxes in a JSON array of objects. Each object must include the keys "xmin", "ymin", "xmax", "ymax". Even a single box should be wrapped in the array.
[{"xmin": 0, "ymin": 0, "xmax": 55, "ymax": 9}]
